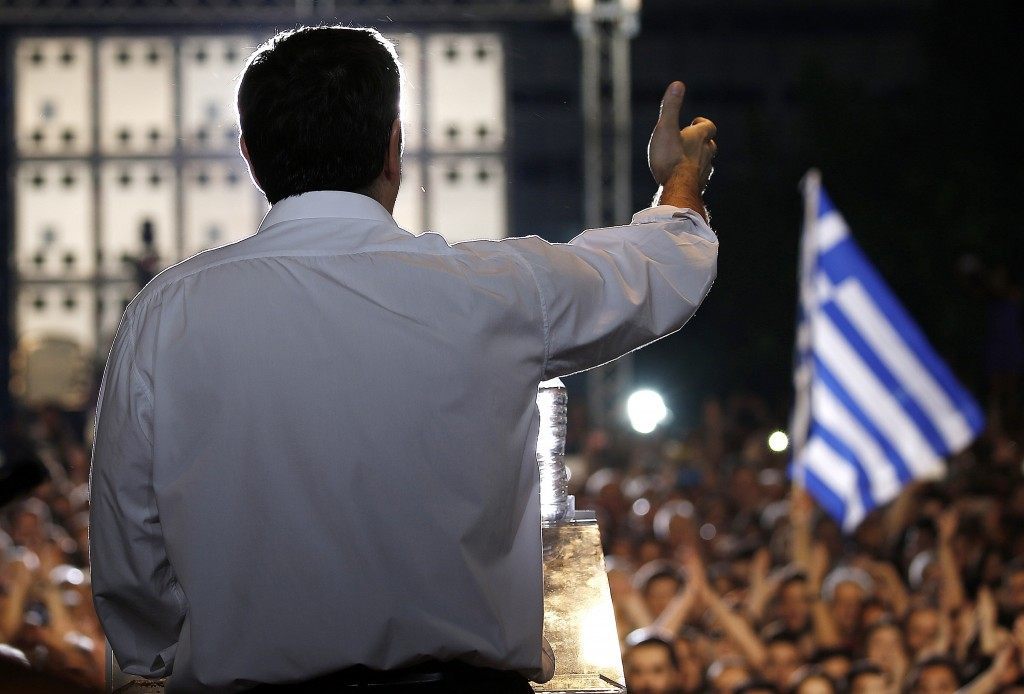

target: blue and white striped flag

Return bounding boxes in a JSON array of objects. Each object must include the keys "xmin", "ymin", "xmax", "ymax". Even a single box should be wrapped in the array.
[{"xmin": 789, "ymin": 170, "xmax": 984, "ymax": 531}]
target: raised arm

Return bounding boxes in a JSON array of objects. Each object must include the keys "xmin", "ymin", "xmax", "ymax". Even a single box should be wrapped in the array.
[
  {"xmin": 648, "ymin": 81, "xmax": 716, "ymax": 221},
  {"xmin": 480, "ymin": 82, "xmax": 719, "ymax": 379},
  {"xmin": 936, "ymin": 508, "xmax": 965, "ymax": 614},
  {"xmin": 685, "ymin": 549, "xmax": 768, "ymax": 670},
  {"xmin": 788, "ymin": 488, "xmax": 842, "ymax": 647},
  {"xmin": 743, "ymin": 548, "xmax": 779, "ymax": 626},
  {"xmin": 653, "ymin": 549, "xmax": 703, "ymax": 636},
  {"xmin": 0, "ymin": 552, "xmax": 36, "ymax": 642},
  {"xmin": 958, "ymin": 645, "xmax": 1016, "ymax": 694}
]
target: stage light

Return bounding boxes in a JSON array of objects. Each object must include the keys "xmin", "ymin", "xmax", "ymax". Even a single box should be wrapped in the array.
[
  {"xmin": 626, "ymin": 389, "xmax": 667, "ymax": 434},
  {"xmin": 632, "ymin": 498, "xmax": 651, "ymax": 516},
  {"xmin": 768, "ymin": 430, "xmax": 789, "ymax": 453}
]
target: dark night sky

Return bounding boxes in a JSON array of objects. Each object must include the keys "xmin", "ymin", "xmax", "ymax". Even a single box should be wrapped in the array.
[
  {"xmin": 505, "ymin": 0, "xmax": 1023, "ymax": 430},
  {"xmin": 0, "ymin": 0, "xmax": 1018, "ymax": 431}
]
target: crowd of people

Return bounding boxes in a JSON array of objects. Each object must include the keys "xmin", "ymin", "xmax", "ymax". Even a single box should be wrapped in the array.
[
  {"xmin": 0, "ymin": 381, "xmax": 1022, "ymax": 693},
  {"xmin": 0, "ymin": 403, "xmax": 104, "ymax": 692},
  {"xmin": 562, "ymin": 393, "xmax": 1024, "ymax": 694}
]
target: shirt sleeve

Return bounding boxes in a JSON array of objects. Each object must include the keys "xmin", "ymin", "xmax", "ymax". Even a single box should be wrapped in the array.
[
  {"xmin": 88, "ymin": 312, "xmax": 186, "ymax": 678},
  {"xmin": 500, "ymin": 205, "xmax": 718, "ymax": 379}
]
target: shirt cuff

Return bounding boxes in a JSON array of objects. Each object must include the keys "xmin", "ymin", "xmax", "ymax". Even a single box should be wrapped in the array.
[{"xmin": 630, "ymin": 205, "xmax": 717, "ymax": 243}]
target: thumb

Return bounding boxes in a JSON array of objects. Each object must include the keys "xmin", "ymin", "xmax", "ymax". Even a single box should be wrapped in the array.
[{"xmin": 656, "ymin": 81, "xmax": 685, "ymax": 131}]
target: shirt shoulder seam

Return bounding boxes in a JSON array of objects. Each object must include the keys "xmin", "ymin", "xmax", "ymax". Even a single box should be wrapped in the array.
[{"xmin": 141, "ymin": 244, "xmax": 484, "ymax": 300}]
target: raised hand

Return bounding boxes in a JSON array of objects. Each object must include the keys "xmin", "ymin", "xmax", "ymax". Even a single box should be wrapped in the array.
[
  {"xmin": 808, "ymin": 542, "xmax": 830, "ymax": 593},
  {"xmin": 936, "ymin": 508, "xmax": 959, "ymax": 544},
  {"xmin": 1014, "ymin": 614, "xmax": 1024, "ymax": 671},
  {"xmin": 750, "ymin": 548, "xmax": 771, "ymax": 586},
  {"xmin": 680, "ymin": 545, "xmax": 709, "ymax": 595},
  {"xmin": 992, "ymin": 644, "xmax": 1017, "ymax": 680},
  {"xmin": 790, "ymin": 487, "xmax": 815, "ymax": 529},
  {"xmin": 978, "ymin": 586, "xmax": 1001, "ymax": 655},
  {"xmin": 977, "ymin": 587, "xmax": 997, "ymax": 628},
  {"xmin": 648, "ymin": 81, "xmax": 717, "ymax": 191},
  {"xmin": 37, "ymin": 539, "xmax": 65, "ymax": 580},
  {"xmin": 4, "ymin": 549, "xmax": 40, "ymax": 591},
  {"xmin": 745, "ymin": 549, "xmax": 779, "ymax": 623}
]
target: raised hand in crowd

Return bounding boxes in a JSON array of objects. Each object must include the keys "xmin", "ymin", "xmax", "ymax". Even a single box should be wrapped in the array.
[{"xmin": 936, "ymin": 507, "xmax": 966, "ymax": 615}]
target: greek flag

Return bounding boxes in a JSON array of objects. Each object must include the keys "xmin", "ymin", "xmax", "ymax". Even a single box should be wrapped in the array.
[{"xmin": 789, "ymin": 171, "xmax": 984, "ymax": 531}]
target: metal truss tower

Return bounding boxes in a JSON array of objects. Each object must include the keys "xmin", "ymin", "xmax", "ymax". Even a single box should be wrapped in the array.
[{"xmin": 574, "ymin": 0, "xmax": 640, "ymax": 430}]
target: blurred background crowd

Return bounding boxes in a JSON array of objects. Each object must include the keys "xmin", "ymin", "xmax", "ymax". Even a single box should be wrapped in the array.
[
  {"xmin": 573, "ymin": 396, "xmax": 1024, "ymax": 694},
  {"xmin": 1, "ymin": 403, "xmax": 103, "ymax": 691},
  {"xmin": 0, "ymin": 360, "xmax": 1021, "ymax": 693}
]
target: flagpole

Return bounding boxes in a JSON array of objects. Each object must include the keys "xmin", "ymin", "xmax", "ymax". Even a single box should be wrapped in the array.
[
  {"xmin": 789, "ymin": 169, "xmax": 821, "ymax": 491},
  {"xmin": 786, "ymin": 172, "xmax": 983, "ymax": 532}
]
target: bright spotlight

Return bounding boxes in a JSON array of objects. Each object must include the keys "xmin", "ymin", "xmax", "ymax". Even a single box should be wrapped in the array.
[
  {"xmin": 768, "ymin": 430, "xmax": 789, "ymax": 453},
  {"xmin": 626, "ymin": 389, "xmax": 668, "ymax": 434}
]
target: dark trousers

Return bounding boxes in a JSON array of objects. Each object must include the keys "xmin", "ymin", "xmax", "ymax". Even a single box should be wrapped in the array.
[{"xmin": 243, "ymin": 661, "xmax": 536, "ymax": 693}]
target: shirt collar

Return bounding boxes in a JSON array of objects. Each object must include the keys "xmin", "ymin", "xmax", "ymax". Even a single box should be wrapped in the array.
[{"xmin": 257, "ymin": 191, "xmax": 396, "ymax": 233}]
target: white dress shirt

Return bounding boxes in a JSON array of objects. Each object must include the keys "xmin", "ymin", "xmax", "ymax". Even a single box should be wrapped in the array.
[{"xmin": 88, "ymin": 190, "xmax": 717, "ymax": 692}]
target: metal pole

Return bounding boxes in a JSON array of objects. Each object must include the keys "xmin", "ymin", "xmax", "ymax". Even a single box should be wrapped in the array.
[
  {"xmin": 578, "ymin": 21, "xmax": 601, "ymax": 232},
  {"xmin": 575, "ymin": 0, "xmax": 640, "ymax": 430},
  {"xmin": 609, "ymin": 25, "xmax": 632, "ymax": 227}
]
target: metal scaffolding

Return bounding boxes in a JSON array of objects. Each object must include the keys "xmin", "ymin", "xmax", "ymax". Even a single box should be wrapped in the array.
[
  {"xmin": 0, "ymin": 0, "xmax": 570, "ymax": 25},
  {"xmin": 574, "ymin": 0, "xmax": 639, "ymax": 430}
]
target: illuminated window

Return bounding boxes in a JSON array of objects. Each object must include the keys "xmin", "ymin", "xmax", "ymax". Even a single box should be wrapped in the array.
[{"xmin": 11, "ymin": 32, "xmax": 508, "ymax": 406}]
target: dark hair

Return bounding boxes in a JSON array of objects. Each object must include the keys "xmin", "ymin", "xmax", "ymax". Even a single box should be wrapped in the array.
[
  {"xmin": 626, "ymin": 637, "xmax": 680, "ymax": 671},
  {"xmin": 765, "ymin": 632, "xmax": 800, "ymax": 649},
  {"xmin": 633, "ymin": 560, "xmax": 684, "ymax": 595},
  {"xmin": 860, "ymin": 595, "xmax": 888, "ymax": 616},
  {"xmin": 847, "ymin": 660, "xmax": 885, "ymax": 689},
  {"xmin": 906, "ymin": 656, "xmax": 961, "ymax": 691},
  {"xmin": 863, "ymin": 616, "xmax": 902, "ymax": 644},
  {"xmin": 237, "ymin": 25, "xmax": 402, "ymax": 204},
  {"xmin": 1005, "ymin": 556, "xmax": 1024, "ymax": 583},
  {"xmin": 808, "ymin": 646, "xmax": 853, "ymax": 665},
  {"xmin": 779, "ymin": 570, "xmax": 809, "ymax": 590},
  {"xmin": 759, "ymin": 623, "xmax": 804, "ymax": 643},
  {"xmin": 734, "ymin": 679, "xmax": 780, "ymax": 694}
]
